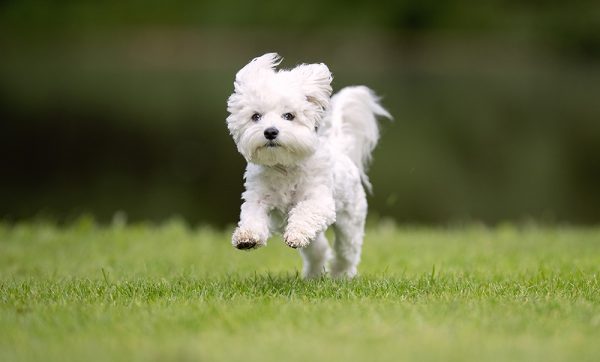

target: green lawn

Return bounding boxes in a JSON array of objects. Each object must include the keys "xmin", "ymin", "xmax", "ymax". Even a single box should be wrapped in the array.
[{"xmin": 1, "ymin": 218, "xmax": 599, "ymax": 361}]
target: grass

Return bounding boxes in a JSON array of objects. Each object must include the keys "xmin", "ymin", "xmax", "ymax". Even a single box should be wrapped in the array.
[{"xmin": 1, "ymin": 218, "xmax": 599, "ymax": 362}]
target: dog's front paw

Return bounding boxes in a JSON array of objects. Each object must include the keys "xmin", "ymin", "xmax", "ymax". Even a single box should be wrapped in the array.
[
  {"xmin": 283, "ymin": 228, "xmax": 311, "ymax": 249},
  {"xmin": 232, "ymin": 228, "xmax": 265, "ymax": 250}
]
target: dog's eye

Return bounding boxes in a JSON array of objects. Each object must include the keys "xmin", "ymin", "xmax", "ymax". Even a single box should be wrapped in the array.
[
  {"xmin": 282, "ymin": 113, "xmax": 295, "ymax": 121},
  {"xmin": 251, "ymin": 113, "xmax": 261, "ymax": 122}
]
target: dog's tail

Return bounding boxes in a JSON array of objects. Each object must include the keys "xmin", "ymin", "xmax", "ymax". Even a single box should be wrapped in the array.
[{"xmin": 327, "ymin": 86, "xmax": 392, "ymax": 193}]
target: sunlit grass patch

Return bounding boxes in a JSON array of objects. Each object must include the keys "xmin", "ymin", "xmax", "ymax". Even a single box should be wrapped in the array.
[{"xmin": 1, "ymin": 220, "xmax": 599, "ymax": 361}]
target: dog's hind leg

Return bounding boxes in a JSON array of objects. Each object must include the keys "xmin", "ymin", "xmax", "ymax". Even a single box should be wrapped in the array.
[
  {"xmin": 331, "ymin": 216, "xmax": 365, "ymax": 278},
  {"xmin": 330, "ymin": 193, "xmax": 367, "ymax": 278},
  {"xmin": 299, "ymin": 232, "xmax": 332, "ymax": 278}
]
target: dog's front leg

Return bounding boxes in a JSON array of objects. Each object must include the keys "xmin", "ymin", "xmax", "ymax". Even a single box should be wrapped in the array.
[
  {"xmin": 232, "ymin": 192, "xmax": 270, "ymax": 250},
  {"xmin": 284, "ymin": 188, "xmax": 336, "ymax": 249}
]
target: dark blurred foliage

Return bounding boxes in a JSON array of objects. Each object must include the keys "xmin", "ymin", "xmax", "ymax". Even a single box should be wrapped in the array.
[{"xmin": 1, "ymin": 0, "xmax": 599, "ymax": 225}]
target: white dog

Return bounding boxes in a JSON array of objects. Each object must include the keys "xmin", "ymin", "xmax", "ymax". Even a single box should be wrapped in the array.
[{"xmin": 226, "ymin": 53, "xmax": 391, "ymax": 278}]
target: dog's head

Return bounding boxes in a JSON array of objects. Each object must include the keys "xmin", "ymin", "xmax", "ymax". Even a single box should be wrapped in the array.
[{"xmin": 226, "ymin": 53, "xmax": 332, "ymax": 166}]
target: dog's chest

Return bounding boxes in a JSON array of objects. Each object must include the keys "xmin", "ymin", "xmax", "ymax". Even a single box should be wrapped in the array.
[{"xmin": 261, "ymin": 167, "xmax": 301, "ymax": 212}]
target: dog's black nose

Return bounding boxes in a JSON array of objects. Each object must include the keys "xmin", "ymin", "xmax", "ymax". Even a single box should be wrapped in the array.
[{"xmin": 264, "ymin": 127, "xmax": 279, "ymax": 140}]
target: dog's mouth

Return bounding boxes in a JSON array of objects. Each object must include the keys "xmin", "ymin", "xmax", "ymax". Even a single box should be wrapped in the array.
[{"xmin": 265, "ymin": 141, "xmax": 280, "ymax": 148}]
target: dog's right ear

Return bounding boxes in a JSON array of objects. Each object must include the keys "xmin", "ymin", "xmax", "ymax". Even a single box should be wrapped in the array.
[{"xmin": 234, "ymin": 53, "xmax": 282, "ymax": 91}]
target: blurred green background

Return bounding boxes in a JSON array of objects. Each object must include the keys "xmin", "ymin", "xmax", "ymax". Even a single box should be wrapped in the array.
[{"xmin": 1, "ymin": 0, "xmax": 599, "ymax": 225}]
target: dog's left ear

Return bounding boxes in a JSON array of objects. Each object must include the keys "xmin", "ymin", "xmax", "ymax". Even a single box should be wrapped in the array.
[{"xmin": 292, "ymin": 63, "xmax": 333, "ymax": 111}]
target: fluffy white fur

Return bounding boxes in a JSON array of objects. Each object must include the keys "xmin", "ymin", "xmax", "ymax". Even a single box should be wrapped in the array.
[{"xmin": 226, "ymin": 53, "xmax": 391, "ymax": 278}]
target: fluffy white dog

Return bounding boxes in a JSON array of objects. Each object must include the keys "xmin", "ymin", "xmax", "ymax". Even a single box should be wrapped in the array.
[{"xmin": 226, "ymin": 53, "xmax": 391, "ymax": 278}]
